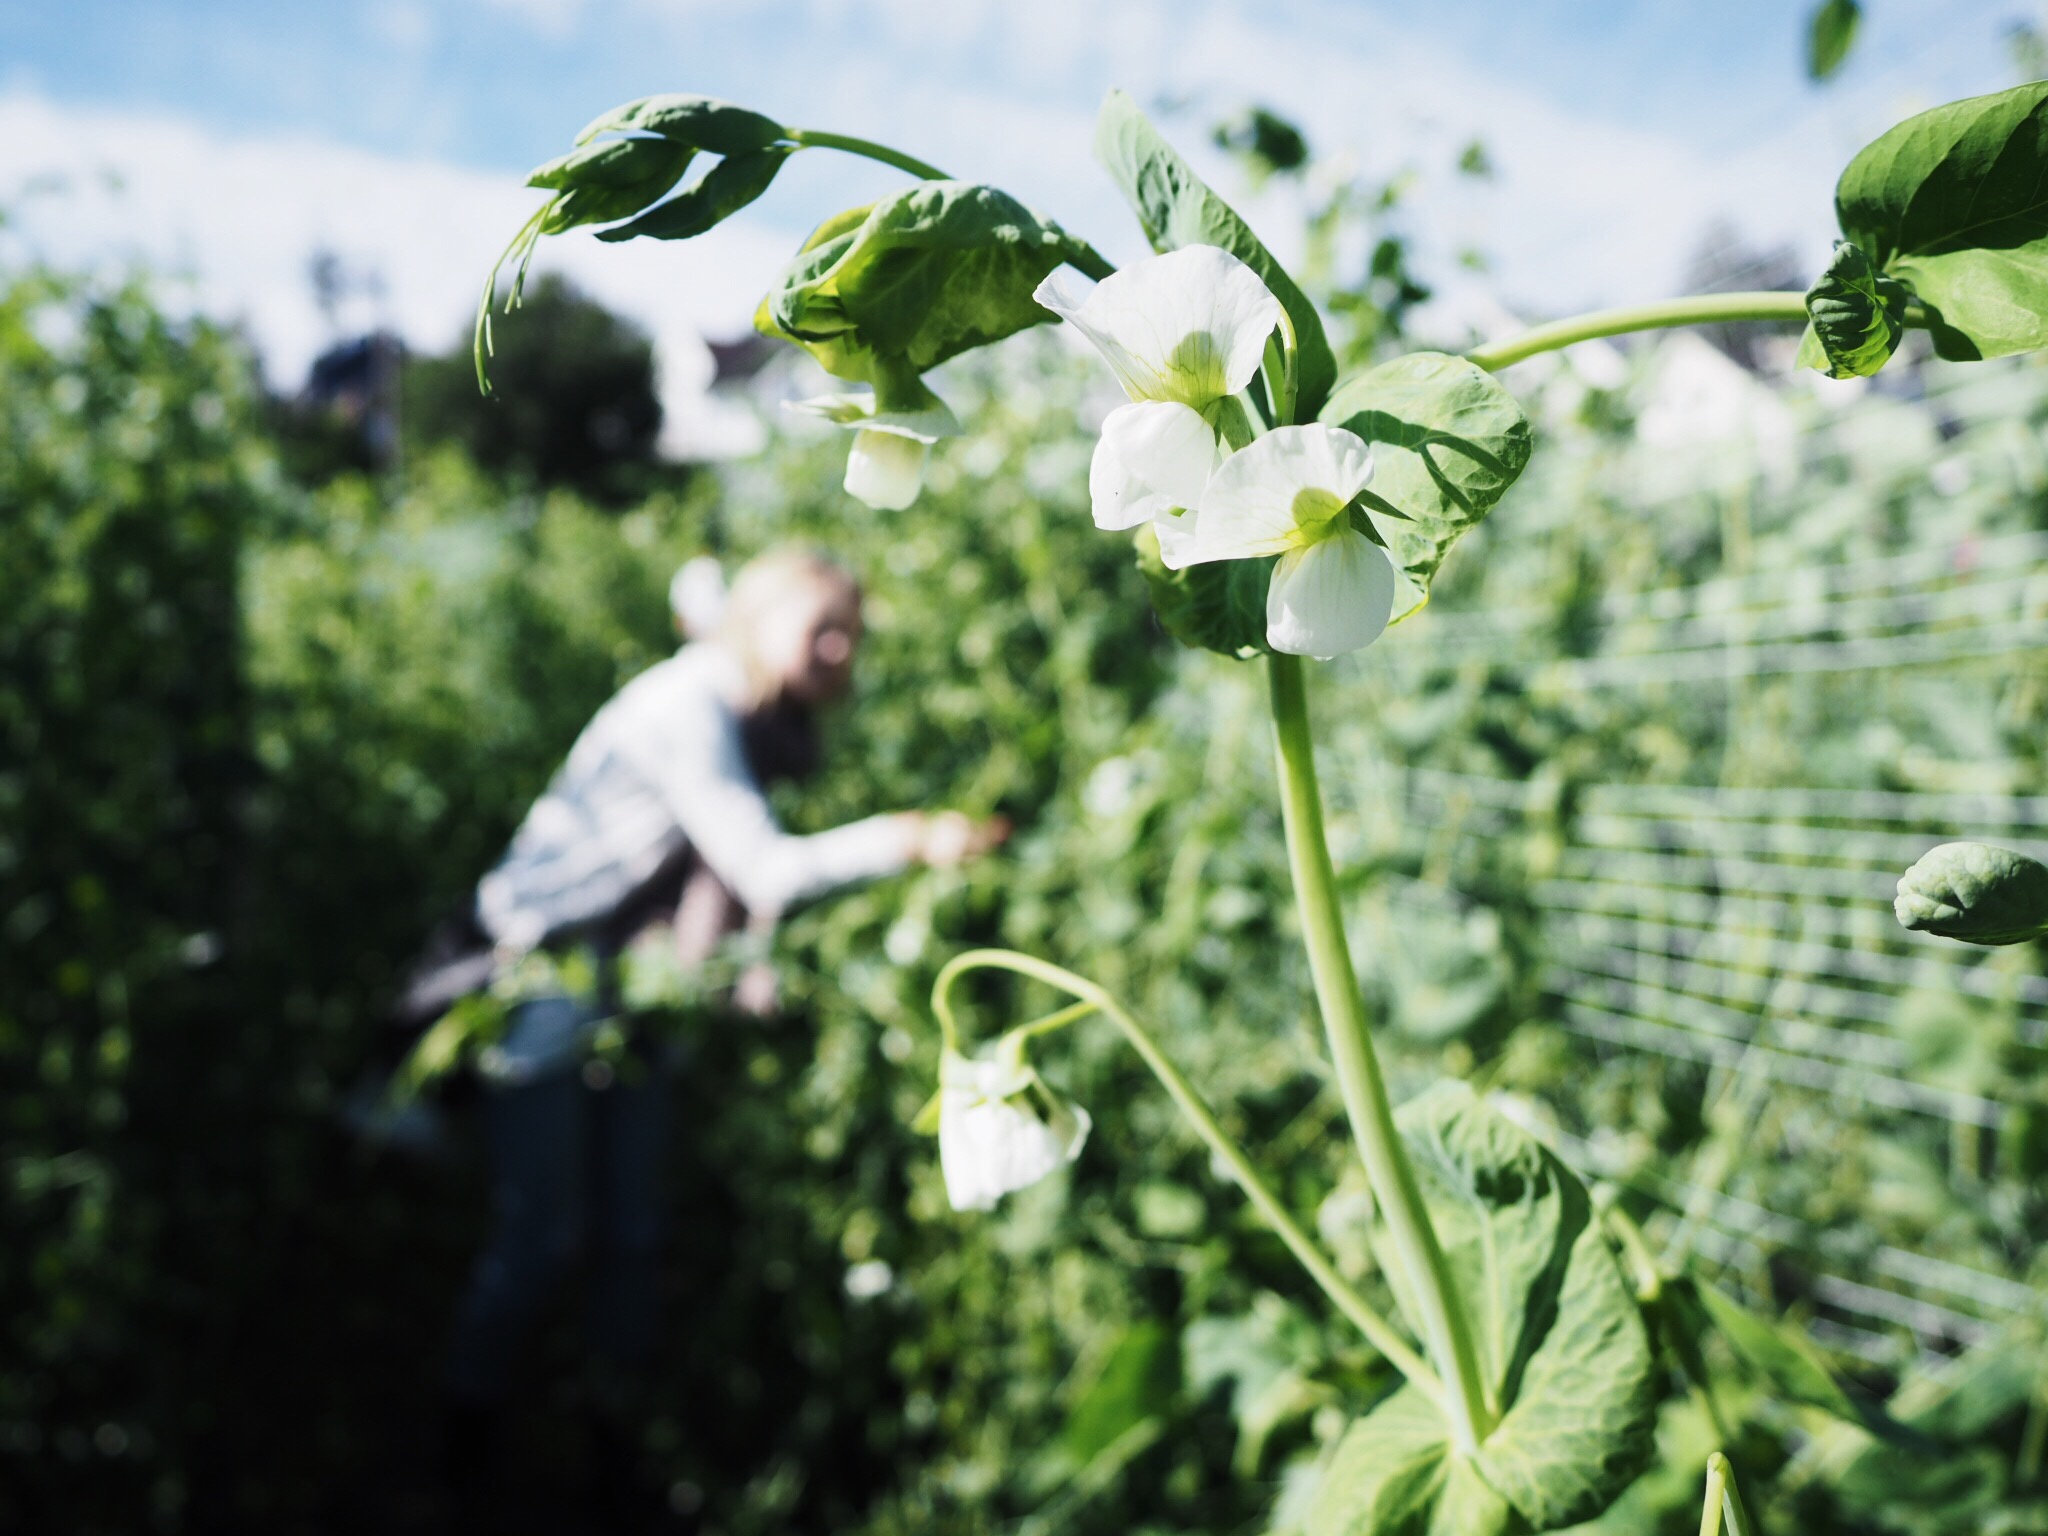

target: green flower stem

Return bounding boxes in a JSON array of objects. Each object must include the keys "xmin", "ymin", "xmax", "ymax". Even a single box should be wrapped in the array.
[
  {"xmin": 1267, "ymin": 653, "xmax": 1493, "ymax": 1455},
  {"xmin": 1006, "ymin": 998, "xmax": 1099, "ymax": 1046},
  {"xmin": 930, "ymin": 947, "xmax": 1448, "ymax": 1406},
  {"xmin": 1600, "ymin": 1200, "xmax": 1665, "ymax": 1305},
  {"xmin": 784, "ymin": 129, "xmax": 1116, "ymax": 284},
  {"xmin": 1700, "ymin": 1451, "xmax": 1757, "ymax": 1536},
  {"xmin": 1464, "ymin": 290, "xmax": 1931, "ymax": 373},
  {"xmin": 784, "ymin": 128, "xmax": 951, "ymax": 181}
]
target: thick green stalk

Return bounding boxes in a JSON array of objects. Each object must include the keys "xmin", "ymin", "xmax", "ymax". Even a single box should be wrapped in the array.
[
  {"xmin": 931, "ymin": 949, "xmax": 1446, "ymax": 1407},
  {"xmin": 783, "ymin": 130, "xmax": 1116, "ymax": 283},
  {"xmin": 1465, "ymin": 290, "xmax": 1928, "ymax": 373},
  {"xmin": 1267, "ymin": 653, "xmax": 1492, "ymax": 1453},
  {"xmin": 1700, "ymin": 1452, "xmax": 1756, "ymax": 1536},
  {"xmin": 784, "ymin": 128, "xmax": 951, "ymax": 181}
]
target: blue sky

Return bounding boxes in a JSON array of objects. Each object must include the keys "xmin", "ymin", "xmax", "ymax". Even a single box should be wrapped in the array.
[
  {"xmin": 0, "ymin": 0, "xmax": 2027, "ymax": 450},
  {"xmin": 4, "ymin": 0, "xmax": 2020, "ymax": 170}
]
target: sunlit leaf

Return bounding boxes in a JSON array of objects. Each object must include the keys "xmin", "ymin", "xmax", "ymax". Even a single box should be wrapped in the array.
[
  {"xmin": 1800, "ymin": 239, "xmax": 1910, "ymax": 378},
  {"xmin": 1318, "ymin": 352, "xmax": 1532, "ymax": 623},
  {"xmin": 1835, "ymin": 80, "xmax": 2048, "ymax": 359},
  {"xmin": 596, "ymin": 147, "xmax": 794, "ymax": 242},
  {"xmin": 1094, "ymin": 89, "xmax": 1336, "ymax": 418},
  {"xmin": 1311, "ymin": 1086, "xmax": 1656, "ymax": 1535},
  {"xmin": 761, "ymin": 181, "xmax": 1091, "ymax": 384},
  {"xmin": 526, "ymin": 136, "xmax": 694, "ymax": 193},
  {"xmin": 573, "ymin": 93, "xmax": 787, "ymax": 156}
]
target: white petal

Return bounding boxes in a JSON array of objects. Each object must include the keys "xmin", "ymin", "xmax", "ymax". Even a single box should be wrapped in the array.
[
  {"xmin": 935, "ymin": 1054, "xmax": 1092, "ymax": 1213},
  {"xmin": 1089, "ymin": 401, "xmax": 1216, "ymax": 531},
  {"xmin": 1034, "ymin": 246, "xmax": 1282, "ymax": 407},
  {"xmin": 1152, "ymin": 506, "xmax": 1201, "ymax": 567},
  {"xmin": 843, "ymin": 429, "xmax": 930, "ymax": 510},
  {"xmin": 1265, "ymin": 528, "xmax": 1396, "ymax": 657},
  {"xmin": 1179, "ymin": 425, "xmax": 1375, "ymax": 566}
]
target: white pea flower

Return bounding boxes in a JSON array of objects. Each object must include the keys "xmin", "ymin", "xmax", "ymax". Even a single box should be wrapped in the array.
[
  {"xmin": 787, "ymin": 388, "xmax": 961, "ymax": 511},
  {"xmin": 1168, "ymin": 424, "xmax": 1395, "ymax": 658},
  {"xmin": 1034, "ymin": 246, "xmax": 1282, "ymax": 550},
  {"xmin": 933, "ymin": 1044, "xmax": 1090, "ymax": 1212}
]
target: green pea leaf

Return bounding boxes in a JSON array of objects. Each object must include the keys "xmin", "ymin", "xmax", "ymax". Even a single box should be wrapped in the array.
[
  {"xmin": 1686, "ymin": 1278, "xmax": 1866, "ymax": 1420},
  {"xmin": 1835, "ymin": 81, "xmax": 2048, "ymax": 360},
  {"xmin": 525, "ymin": 136, "xmax": 694, "ymax": 193},
  {"xmin": 596, "ymin": 146, "xmax": 794, "ymax": 243},
  {"xmin": 1800, "ymin": 239, "xmax": 1910, "ymax": 377},
  {"xmin": 525, "ymin": 137, "xmax": 697, "ymax": 236},
  {"xmin": 761, "ymin": 181, "xmax": 1091, "ymax": 382},
  {"xmin": 1318, "ymin": 352, "xmax": 1533, "ymax": 624},
  {"xmin": 1309, "ymin": 1387, "xmax": 1517, "ymax": 1536},
  {"xmin": 1133, "ymin": 526, "xmax": 1273, "ymax": 659},
  {"xmin": 1828, "ymin": 1335, "xmax": 2042, "ymax": 1513},
  {"xmin": 1060, "ymin": 1321, "xmax": 1181, "ymax": 1466},
  {"xmin": 1185, "ymin": 1298, "xmax": 1329, "ymax": 1476},
  {"xmin": 573, "ymin": 93, "xmax": 787, "ymax": 157},
  {"xmin": 1310, "ymin": 1086, "xmax": 1657, "ymax": 1536},
  {"xmin": 1093, "ymin": 89, "xmax": 1336, "ymax": 419},
  {"xmin": 1894, "ymin": 840, "xmax": 2048, "ymax": 945},
  {"xmin": 1806, "ymin": 0, "xmax": 1861, "ymax": 82}
]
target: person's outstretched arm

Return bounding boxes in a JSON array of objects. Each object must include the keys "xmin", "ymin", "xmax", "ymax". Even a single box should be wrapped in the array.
[{"xmin": 628, "ymin": 667, "xmax": 994, "ymax": 918}]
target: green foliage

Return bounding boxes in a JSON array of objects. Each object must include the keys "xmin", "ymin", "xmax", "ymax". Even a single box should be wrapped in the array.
[
  {"xmin": 760, "ymin": 181, "xmax": 1090, "ymax": 387},
  {"xmin": 30, "ymin": 70, "xmax": 2048, "ymax": 1536},
  {"xmin": 1318, "ymin": 351, "xmax": 1533, "ymax": 623},
  {"xmin": 1354, "ymin": 895, "xmax": 1509, "ymax": 1044},
  {"xmin": 1094, "ymin": 88, "xmax": 1337, "ymax": 417},
  {"xmin": 598, "ymin": 145, "xmax": 795, "ymax": 242},
  {"xmin": 1213, "ymin": 106, "xmax": 1311, "ymax": 182},
  {"xmin": 1059, "ymin": 1321, "xmax": 1181, "ymax": 1465},
  {"xmin": 1661, "ymin": 1276, "xmax": 1901, "ymax": 1438},
  {"xmin": 1799, "ymin": 239, "xmax": 1911, "ymax": 378},
  {"xmin": 1807, "ymin": 0, "xmax": 1862, "ymax": 82},
  {"xmin": 1134, "ymin": 526, "xmax": 1275, "ymax": 658},
  {"xmin": 574, "ymin": 92, "xmax": 788, "ymax": 156},
  {"xmin": 1835, "ymin": 80, "xmax": 2048, "ymax": 360},
  {"xmin": 1894, "ymin": 840, "xmax": 2048, "ymax": 944},
  {"xmin": 524, "ymin": 134, "xmax": 696, "ymax": 233},
  {"xmin": 478, "ymin": 95, "xmax": 796, "ymax": 389},
  {"xmin": 0, "ymin": 270, "xmax": 281, "ymax": 1531},
  {"xmin": 410, "ymin": 273, "xmax": 671, "ymax": 502},
  {"xmin": 1312, "ymin": 1086, "xmax": 1656, "ymax": 1535}
]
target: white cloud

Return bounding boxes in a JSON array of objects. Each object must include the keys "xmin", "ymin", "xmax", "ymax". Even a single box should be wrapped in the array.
[
  {"xmin": 0, "ymin": 90, "xmax": 794, "ymax": 457},
  {"xmin": 473, "ymin": 0, "xmax": 592, "ymax": 42},
  {"xmin": 0, "ymin": 0, "xmax": 2014, "ymax": 460}
]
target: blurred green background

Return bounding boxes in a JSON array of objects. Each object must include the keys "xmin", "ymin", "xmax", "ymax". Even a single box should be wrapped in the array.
[{"xmin": 7, "ymin": 112, "xmax": 2048, "ymax": 1536}]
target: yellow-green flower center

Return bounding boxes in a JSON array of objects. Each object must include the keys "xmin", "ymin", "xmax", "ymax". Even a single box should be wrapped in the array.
[
  {"xmin": 1290, "ymin": 486, "xmax": 1349, "ymax": 545},
  {"xmin": 1152, "ymin": 330, "xmax": 1227, "ymax": 405}
]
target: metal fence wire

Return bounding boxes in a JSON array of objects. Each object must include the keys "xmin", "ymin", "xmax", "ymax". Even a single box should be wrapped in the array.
[{"xmin": 1325, "ymin": 347, "xmax": 2048, "ymax": 1368}]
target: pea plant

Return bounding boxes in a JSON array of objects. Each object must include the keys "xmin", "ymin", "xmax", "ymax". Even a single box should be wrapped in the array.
[{"xmin": 482, "ymin": 82, "xmax": 2048, "ymax": 1532}]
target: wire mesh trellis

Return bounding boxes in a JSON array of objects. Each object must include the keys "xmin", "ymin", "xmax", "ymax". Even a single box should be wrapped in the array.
[{"xmin": 1313, "ymin": 344, "xmax": 2048, "ymax": 1367}]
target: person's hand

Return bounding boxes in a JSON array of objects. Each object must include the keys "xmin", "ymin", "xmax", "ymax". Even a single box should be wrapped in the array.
[
  {"xmin": 733, "ymin": 962, "xmax": 781, "ymax": 1018},
  {"xmin": 905, "ymin": 811, "xmax": 1011, "ymax": 868}
]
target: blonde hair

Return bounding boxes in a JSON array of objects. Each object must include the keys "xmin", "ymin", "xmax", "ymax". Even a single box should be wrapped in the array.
[{"xmin": 716, "ymin": 546, "xmax": 861, "ymax": 705}]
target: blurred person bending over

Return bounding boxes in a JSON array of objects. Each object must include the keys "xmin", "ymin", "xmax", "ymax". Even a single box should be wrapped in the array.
[{"xmin": 434, "ymin": 546, "xmax": 1002, "ymax": 1499}]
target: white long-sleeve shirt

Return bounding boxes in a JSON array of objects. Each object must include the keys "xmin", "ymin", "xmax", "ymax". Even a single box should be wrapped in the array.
[{"xmin": 476, "ymin": 642, "xmax": 912, "ymax": 952}]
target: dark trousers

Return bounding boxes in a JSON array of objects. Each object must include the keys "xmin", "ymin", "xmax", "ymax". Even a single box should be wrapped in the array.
[{"xmin": 446, "ymin": 1002, "xmax": 669, "ymax": 1403}]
